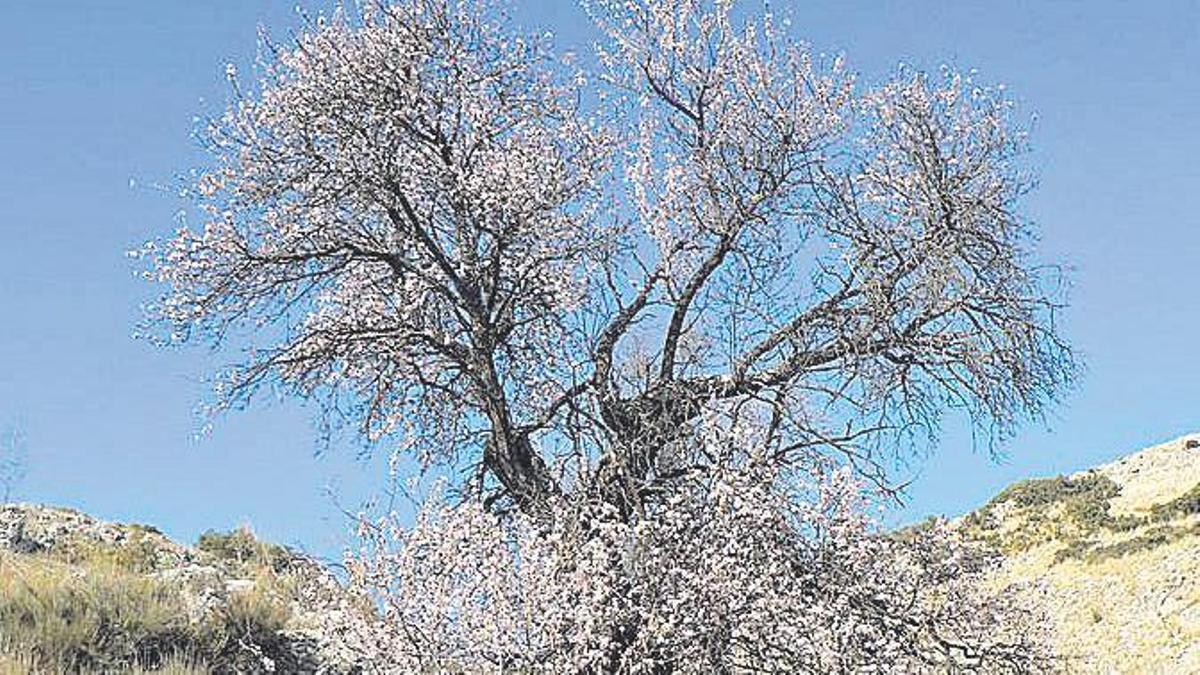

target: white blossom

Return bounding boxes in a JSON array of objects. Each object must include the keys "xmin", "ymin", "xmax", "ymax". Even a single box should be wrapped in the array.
[
  {"xmin": 337, "ymin": 416, "xmax": 1052, "ymax": 672},
  {"xmin": 144, "ymin": 1, "xmax": 1075, "ymax": 670}
]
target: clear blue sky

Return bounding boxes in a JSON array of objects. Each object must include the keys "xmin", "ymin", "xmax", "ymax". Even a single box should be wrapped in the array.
[{"xmin": 1, "ymin": 1, "xmax": 1197, "ymax": 558}]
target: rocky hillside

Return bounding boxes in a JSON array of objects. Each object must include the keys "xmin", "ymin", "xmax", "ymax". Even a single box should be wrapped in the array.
[
  {"xmin": 961, "ymin": 433, "xmax": 1200, "ymax": 673},
  {"xmin": 2, "ymin": 435, "xmax": 1197, "ymax": 673},
  {"xmin": 0, "ymin": 504, "xmax": 364, "ymax": 674}
]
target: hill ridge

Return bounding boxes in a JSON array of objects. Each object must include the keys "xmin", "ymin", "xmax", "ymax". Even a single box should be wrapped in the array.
[{"xmin": 961, "ymin": 433, "xmax": 1200, "ymax": 673}]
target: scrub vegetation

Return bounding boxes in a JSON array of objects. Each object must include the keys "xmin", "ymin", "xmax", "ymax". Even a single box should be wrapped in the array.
[{"xmin": 0, "ymin": 509, "xmax": 315, "ymax": 674}]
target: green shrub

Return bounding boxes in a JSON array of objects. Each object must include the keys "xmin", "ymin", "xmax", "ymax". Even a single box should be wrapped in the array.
[
  {"xmin": 988, "ymin": 472, "xmax": 1120, "ymax": 511},
  {"xmin": 1051, "ymin": 539, "xmax": 1094, "ymax": 564},
  {"xmin": 1055, "ymin": 523, "xmax": 1200, "ymax": 564},
  {"xmin": 1150, "ymin": 482, "xmax": 1200, "ymax": 521},
  {"xmin": 966, "ymin": 472, "xmax": 1200, "ymax": 566},
  {"xmin": 196, "ymin": 527, "xmax": 292, "ymax": 573},
  {"xmin": 971, "ymin": 471, "xmax": 1155, "ymax": 557}
]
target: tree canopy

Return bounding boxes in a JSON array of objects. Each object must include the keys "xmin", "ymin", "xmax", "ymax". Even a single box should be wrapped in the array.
[{"xmin": 144, "ymin": 0, "xmax": 1075, "ymax": 670}]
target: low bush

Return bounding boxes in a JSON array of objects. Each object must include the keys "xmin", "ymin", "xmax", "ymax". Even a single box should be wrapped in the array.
[
  {"xmin": 974, "ymin": 475, "xmax": 1200, "ymax": 565},
  {"xmin": 1150, "ymin": 481, "xmax": 1200, "ymax": 521},
  {"xmin": 988, "ymin": 472, "xmax": 1120, "ymax": 512},
  {"xmin": 196, "ymin": 527, "xmax": 292, "ymax": 574},
  {"xmin": 1054, "ymin": 523, "xmax": 1200, "ymax": 564},
  {"xmin": 0, "ymin": 551, "xmax": 298, "ymax": 673}
]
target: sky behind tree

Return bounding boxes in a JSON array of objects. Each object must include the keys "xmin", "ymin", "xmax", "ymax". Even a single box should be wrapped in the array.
[{"xmin": 1, "ymin": 0, "xmax": 1197, "ymax": 559}]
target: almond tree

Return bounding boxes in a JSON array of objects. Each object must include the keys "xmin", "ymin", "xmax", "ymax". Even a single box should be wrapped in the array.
[
  {"xmin": 145, "ymin": 0, "xmax": 1073, "ymax": 670},
  {"xmin": 334, "ymin": 416, "xmax": 1052, "ymax": 673},
  {"xmin": 145, "ymin": 0, "xmax": 1073, "ymax": 513}
]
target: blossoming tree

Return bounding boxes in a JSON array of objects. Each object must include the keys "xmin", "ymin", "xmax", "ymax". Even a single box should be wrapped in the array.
[{"xmin": 145, "ymin": 0, "xmax": 1074, "ymax": 670}]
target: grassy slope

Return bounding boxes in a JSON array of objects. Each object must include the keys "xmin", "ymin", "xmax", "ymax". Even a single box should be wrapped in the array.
[
  {"xmin": 0, "ymin": 509, "xmax": 312, "ymax": 674},
  {"xmin": 962, "ymin": 434, "xmax": 1200, "ymax": 674}
]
